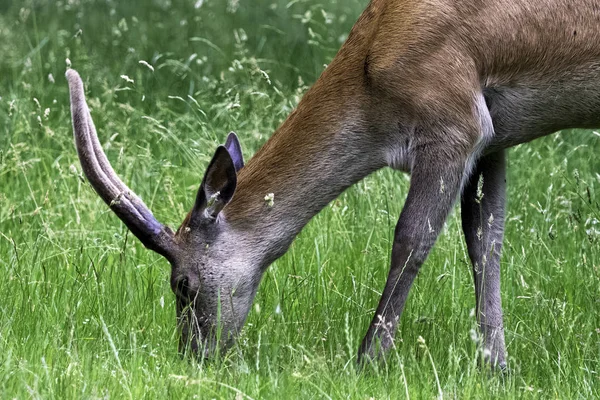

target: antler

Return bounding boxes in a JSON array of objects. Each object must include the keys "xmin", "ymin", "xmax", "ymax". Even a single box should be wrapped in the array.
[{"xmin": 66, "ymin": 69, "xmax": 176, "ymax": 259}]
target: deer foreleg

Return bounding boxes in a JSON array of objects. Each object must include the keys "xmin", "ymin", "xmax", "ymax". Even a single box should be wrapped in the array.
[
  {"xmin": 358, "ymin": 143, "xmax": 471, "ymax": 362},
  {"xmin": 461, "ymin": 150, "xmax": 507, "ymax": 369}
]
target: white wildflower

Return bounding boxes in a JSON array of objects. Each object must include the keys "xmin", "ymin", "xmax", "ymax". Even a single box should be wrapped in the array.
[
  {"xmin": 264, "ymin": 193, "xmax": 275, "ymax": 207},
  {"xmin": 227, "ymin": 0, "xmax": 239, "ymax": 13},
  {"xmin": 138, "ymin": 60, "xmax": 154, "ymax": 72},
  {"xmin": 120, "ymin": 75, "xmax": 134, "ymax": 84},
  {"xmin": 476, "ymin": 174, "xmax": 484, "ymax": 202},
  {"xmin": 469, "ymin": 328, "xmax": 480, "ymax": 343},
  {"xmin": 482, "ymin": 348, "xmax": 491, "ymax": 359}
]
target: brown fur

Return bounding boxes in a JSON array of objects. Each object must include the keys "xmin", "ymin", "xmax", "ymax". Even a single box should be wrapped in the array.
[{"xmin": 227, "ymin": 0, "xmax": 600, "ymax": 228}]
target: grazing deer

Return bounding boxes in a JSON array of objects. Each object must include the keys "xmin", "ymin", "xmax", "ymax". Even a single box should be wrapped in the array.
[{"xmin": 67, "ymin": 0, "xmax": 600, "ymax": 369}]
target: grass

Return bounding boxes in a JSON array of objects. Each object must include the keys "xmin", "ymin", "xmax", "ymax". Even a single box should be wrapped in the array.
[{"xmin": 0, "ymin": 0, "xmax": 599, "ymax": 398}]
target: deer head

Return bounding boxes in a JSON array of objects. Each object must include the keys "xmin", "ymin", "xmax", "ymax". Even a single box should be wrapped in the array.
[{"xmin": 66, "ymin": 69, "xmax": 260, "ymax": 357}]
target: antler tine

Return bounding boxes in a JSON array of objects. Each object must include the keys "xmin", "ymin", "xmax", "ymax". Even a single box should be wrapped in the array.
[{"xmin": 66, "ymin": 69, "xmax": 176, "ymax": 258}]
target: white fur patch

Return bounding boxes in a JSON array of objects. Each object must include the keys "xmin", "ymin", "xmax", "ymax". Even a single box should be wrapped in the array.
[
  {"xmin": 386, "ymin": 137, "xmax": 413, "ymax": 172},
  {"xmin": 463, "ymin": 92, "xmax": 495, "ymax": 187}
]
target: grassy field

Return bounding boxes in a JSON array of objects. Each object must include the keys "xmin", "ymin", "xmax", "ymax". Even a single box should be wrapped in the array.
[{"xmin": 1, "ymin": 0, "xmax": 599, "ymax": 398}]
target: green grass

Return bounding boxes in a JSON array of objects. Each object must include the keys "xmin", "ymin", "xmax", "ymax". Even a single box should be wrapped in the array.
[{"xmin": 1, "ymin": 0, "xmax": 599, "ymax": 398}]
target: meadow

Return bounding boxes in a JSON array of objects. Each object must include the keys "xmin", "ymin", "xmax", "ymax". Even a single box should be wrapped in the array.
[{"xmin": 0, "ymin": 0, "xmax": 599, "ymax": 398}]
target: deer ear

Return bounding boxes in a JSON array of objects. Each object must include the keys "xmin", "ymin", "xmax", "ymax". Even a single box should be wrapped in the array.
[
  {"xmin": 191, "ymin": 146, "xmax": 237, "ymax": 222},
  {"xmin": 225, "ymin": 132, "xmax": 244, "ymax": 172}
]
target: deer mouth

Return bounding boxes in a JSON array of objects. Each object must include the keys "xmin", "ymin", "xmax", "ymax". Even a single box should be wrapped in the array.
[{"xmin": 176, "ymin": 301, "xmax": 222, "ymax": 360}]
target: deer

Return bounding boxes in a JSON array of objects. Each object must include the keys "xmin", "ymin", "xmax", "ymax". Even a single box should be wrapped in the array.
[{"xmin": 67, "ymin": 0, "xmax": 600, "ymax": 369}]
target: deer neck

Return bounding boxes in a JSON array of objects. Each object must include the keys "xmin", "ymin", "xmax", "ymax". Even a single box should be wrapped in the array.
[{"xmin": 223, "ymin": 72, "xmax": 387, "ymax": 265}]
